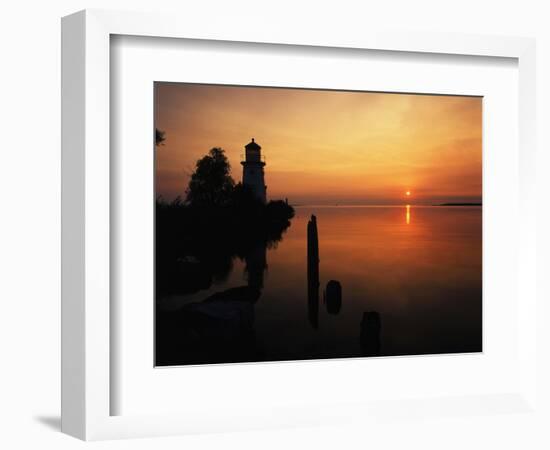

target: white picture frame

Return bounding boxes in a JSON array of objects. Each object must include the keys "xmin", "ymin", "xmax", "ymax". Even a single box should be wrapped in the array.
[{"xmin": 61, "ymin": 9, "xmax": 537, "ymax": 441}]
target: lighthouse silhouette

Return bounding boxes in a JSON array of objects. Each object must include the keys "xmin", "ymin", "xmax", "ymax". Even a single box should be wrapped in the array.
[{"xmin": 241, "ymin": 138, "xmax": 267, "ymax": 203}]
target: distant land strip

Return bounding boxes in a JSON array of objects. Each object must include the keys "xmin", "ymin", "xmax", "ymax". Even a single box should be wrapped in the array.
[{"xmin": 437, "ymin": 202, "xmax": 482, "ymax": 206}]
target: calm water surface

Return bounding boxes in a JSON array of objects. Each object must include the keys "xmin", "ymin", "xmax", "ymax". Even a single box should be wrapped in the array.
[{"xmin": 157, "ymin": 205, "xmax": 482, "ymax": 364}]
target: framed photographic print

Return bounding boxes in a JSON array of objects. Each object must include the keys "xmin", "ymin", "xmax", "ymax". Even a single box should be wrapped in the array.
[
  {"xmin": 153, "ymin": 83, "xmax": 483, "ymax": 367},
  {"xmin": 62, "ymin": 9, "xmax": 538, "ymax": 441}
]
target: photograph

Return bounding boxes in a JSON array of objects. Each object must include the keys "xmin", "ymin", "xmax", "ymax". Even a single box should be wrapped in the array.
[{"xmin": 154, "ymin": 83, "xmax": 482, "ymax": 366}]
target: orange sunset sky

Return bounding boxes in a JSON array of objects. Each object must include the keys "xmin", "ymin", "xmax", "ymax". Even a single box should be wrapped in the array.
[{"xmin": 155, "ymin": 83, "xmax": 482, "ymax": 205}]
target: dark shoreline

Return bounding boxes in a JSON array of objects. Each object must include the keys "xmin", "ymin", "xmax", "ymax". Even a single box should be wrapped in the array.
[{"xmin": 437, "ymin": 203, "xmax": 482, "ymax": 206}]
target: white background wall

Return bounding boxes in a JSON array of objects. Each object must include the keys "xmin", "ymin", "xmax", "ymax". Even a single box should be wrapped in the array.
[{"xmin": 0, "ymin": 1, "xmax": 548, "ymax": 448}]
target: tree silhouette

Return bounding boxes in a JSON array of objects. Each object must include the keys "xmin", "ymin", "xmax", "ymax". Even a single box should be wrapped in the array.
[
  {"xmin": 186, "ymin": 147, "xmax": 235, "ymax": 206},
  {"xmin": 155, "ymin": 128, "xmax": 166, "ymax": 146}
]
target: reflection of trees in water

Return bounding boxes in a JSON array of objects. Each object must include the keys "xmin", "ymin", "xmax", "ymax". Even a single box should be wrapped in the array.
[
  {"xmin": 155, "ymin": 199, "xmax": 293, "ymax": 298},
  {"xmin": 154, "ymin": 206, "xmax": 291, "ymax": 365}
]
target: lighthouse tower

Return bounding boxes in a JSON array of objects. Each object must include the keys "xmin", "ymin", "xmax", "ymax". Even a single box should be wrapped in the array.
[{"xmin": 241, "ymin": 138, "xmax": 267, "ymax": 203}]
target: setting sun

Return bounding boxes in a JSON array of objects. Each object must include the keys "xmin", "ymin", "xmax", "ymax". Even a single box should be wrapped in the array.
[{"xmin": 406, "ymin": 191, "xmax": 411, "ymax": 197}]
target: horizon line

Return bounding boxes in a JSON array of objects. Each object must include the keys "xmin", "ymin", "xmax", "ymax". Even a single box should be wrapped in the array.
[{"xmin": 289, "ymin": 203, "xmax": 482, "ymax": 207}]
